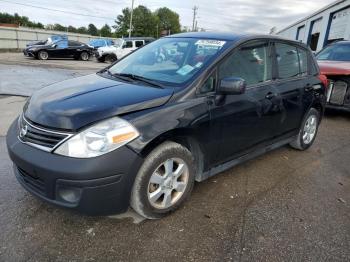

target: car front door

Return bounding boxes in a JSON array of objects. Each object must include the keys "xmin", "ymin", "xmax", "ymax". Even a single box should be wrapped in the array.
[
  {"xmin": 121, "ymin": 40, "xmax": 134, "ymax": 58},
  {"xmin": 49, "ymin": 40, "xmax": 68, "ymax": 58},
  {"xmin": 208, "ymin": 40, "xmax": 284, "ymax": 164},
  {"xmin": 272, "ymin": 42, "xmax": 312, "ymax": 137}
]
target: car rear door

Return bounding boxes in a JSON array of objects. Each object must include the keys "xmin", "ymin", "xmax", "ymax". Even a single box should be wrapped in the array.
[
  {"xmin": 208, "ymin": 40, "xmax": 284, "ymax": 164},
  {"xmin": 272, "ymin": 41, "xmax": 313, "ymax": 137},
  {"xmin": 67, "ymin": 41, "xmax": 82, "ymax": 58}
]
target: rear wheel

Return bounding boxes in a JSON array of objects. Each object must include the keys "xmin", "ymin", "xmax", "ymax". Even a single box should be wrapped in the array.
[
  {"xmin": 38, "ymin": 50, "xmax": 48, "ymax": 60},
  {"xmin": 290, "ymin": 108, "xmax": 320, "ymax": 150},
  {"xmin": 131, "ymin": 141, "xmax": 195, "ymax": 219},
  {"xmin": 80, "ymin": 51, "xmax": 89, "ymax": 61}
]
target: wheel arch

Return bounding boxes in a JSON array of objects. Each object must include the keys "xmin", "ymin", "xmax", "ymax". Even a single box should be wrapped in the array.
[{"xmin": 138, "ymin": 128, "xmax": 205, "ymax": 181}]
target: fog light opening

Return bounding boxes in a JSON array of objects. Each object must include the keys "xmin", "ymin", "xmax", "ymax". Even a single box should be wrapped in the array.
[{"xmin": 57, "ymin": 187, "xmax": 81, "ymax": 204}]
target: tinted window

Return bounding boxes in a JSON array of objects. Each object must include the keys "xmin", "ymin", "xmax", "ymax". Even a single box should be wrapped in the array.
[
  {"xmin": 135, "ymin": 41, "xmax": 144, "ymax": 47},
  {"xmin": 275, "ymin": 43, "xmax": 299, "ymax": 79},
  {"xmin": 298, "ymin": 48, "xmax": 308, "ymax": 75},
  {"xmin": 125, "ymin": 41, "xmax": 133, "ymax": 48},
  {"xmin": 317, "ymin": 43, "xmax": 350, "ymax": 61},
  {"xmin": 69, "ymin": 41, "xmax": 82, "ymax": 47},
  {"xmin": 218, "ymin": 41, "xmax": 272, "ymax": 86},
  {"xmin": 200, "ymin": 73, "xmax": 216, "ymax": 94},
  {"xmin": 56, "ymin": 41, "xmax": 67, "ymax": 48}
]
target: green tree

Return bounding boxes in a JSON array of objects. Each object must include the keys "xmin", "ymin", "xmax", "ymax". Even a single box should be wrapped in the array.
[
  {"xmin": 53, "ymin": 23, "xmax": 66, "ymax": 32},
  {"xmin": 155, "ymin": 7, "xmax": 181, "ymax": 35},
  {"xmin": 113, "ymin": 8, "xmax": 132, "ymax": 37},
  {"xmin": 77, "ymin": 26, "xmax": 88, "ymax": 34},
  {"xmin": 114, "ymin": 6, "xmax": 157, "ymax": 37},
  {"xmin": 88, "ymin": 23, "xmax": 98, "ymax": 36},
  {"xmin": 100, "ymin": 24, "xmax": 112, "ymax": 37},
  {"xmin": 68, "ymin": 25, "xmax": 77, "ymax": 33}
]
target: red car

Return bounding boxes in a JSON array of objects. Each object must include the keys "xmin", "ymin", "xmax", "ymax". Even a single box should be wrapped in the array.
[{"xmin": 317, "ymin": 41, "xmax": 350, "ymax": 111}]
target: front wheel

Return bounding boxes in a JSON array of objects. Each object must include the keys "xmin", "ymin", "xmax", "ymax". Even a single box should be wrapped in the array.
[
  {"xmin": 290, "ymin": 108, "xmax": 320, "ymax": 150},
  {"xmin": 38, "ymin": 50, "xmax": 48, "ymax": 60},
  {"xmin": 130, "ymin": 141, "xmax": 195, "ymax": 219},
  {"xmin": 105, "ymin": 54, "xmax": 117, "ymax": 63}
]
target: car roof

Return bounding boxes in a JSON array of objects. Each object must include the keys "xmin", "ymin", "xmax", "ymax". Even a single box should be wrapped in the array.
[
  {"xmin": 332, "ymin": 40, "xmax": 350, "ymax": 45},
  {"xmin": 167, "ymin": 31, "xmax": 293, "ymax": 43}
]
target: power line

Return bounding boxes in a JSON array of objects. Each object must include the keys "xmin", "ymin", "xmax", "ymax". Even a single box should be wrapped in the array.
[{"xmin": 0, "ymin": 0, "xmax": 115, "ymax": 20}]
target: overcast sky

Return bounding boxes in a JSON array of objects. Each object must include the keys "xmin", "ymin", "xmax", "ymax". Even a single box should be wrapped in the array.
[{"xmin": 1, "ymin": 0, "xmax": 336, "ymax": 33}]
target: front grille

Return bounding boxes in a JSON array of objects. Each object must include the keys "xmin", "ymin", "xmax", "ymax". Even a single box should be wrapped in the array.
[
  {"xmin": 18, "ymin": 115, "xmax": 72, "ymax": 152},
  {"xmin": 329, "ymin": 80, "xmax": 348, "ymax": 105},
  {"xmin": 17, "ymin": 167, "xmax": 45, "ymax": 195}
]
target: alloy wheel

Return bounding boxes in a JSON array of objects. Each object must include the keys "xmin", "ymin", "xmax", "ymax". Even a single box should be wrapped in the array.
[
  {"xmin": 303, "ymin": 115, "xmax": 317, "ymax": 144},
  {"xmin": 147, "ymin": 158, "xmax": 189, "ymax": 210}
]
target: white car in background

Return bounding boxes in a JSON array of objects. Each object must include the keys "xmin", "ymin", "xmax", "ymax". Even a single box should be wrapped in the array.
[{"xmin": 95, "ymin": 37, "xmax": 154, "ymax": 63}]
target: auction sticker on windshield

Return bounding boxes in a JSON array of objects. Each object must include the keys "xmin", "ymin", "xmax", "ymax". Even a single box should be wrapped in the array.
[{"xmin": 195, "ymin": 40, "xmax": 226, "ymax": 47}]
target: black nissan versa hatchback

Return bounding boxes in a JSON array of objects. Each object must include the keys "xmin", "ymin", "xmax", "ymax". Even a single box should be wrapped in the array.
[{"xmin": 7, "ymin": 32, "xmax": 327, "ymax": 219}]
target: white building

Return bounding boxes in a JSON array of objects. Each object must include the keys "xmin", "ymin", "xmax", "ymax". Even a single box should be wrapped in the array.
[{"xmin": 277, "ymin": 0, "xmax": 350, "ymax": 52}]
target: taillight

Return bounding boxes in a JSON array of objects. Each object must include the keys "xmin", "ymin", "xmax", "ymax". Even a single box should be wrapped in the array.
[{"xmin": 318, "ymin": 74, "xmax": 329, "ymax": 89}]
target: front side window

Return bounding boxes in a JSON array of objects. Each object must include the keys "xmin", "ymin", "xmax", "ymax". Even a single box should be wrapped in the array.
[
  {"xmin": 200, "ymin": 73, "xmax": 216, "ymax": 94},
  {"xmin": 124, "ymin": 41, "xmax": 133, "ymax": 48},
  {"xmin": 55, "ymin": 41, "xmax": 67, "ymax": 48},
  {"xmin": 109, "ymin": 38, "xmax": 229, "ymax": 85},
  {"xmin": 317, "ymin": 43, "xmax": 350, "ymax": 61},
  {"xmin": 218, "ymin": 40, "xmax": 272, "ymax": 86},
  {"xmin": 275, "ymin": 43, "xmax": 300, "ymax": 79}
]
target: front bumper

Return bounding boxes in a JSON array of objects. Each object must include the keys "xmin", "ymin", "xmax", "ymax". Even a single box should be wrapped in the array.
[
  {"xmin": 23, "ymin": 49, "xmax": 35, "ymax": 57},
  {"xmin": 6, "ymin": 119, "xmax": 144, "ymax": 215}
]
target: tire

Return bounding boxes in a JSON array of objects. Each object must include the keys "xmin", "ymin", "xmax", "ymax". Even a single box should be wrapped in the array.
[
  {"xmin": 97, "ymin": 56, "xmax": 105, "ymax": 63},
  {"xmin": 38, "ymin": 50, "xmax": 48, "ymax": 60},
  {"xmin": 130, "ymin": 141, "xmax": 196, "ymax": 219},
  {"xmin": 290, "ymin": 108, "xmax": 320, "ymax": 150},
  {"xmin": 105, "ymin": 54, "xmax": 117, "ymax": 63},
  {"xmin": 80, "ymin": 51, "xmax": 89, "ymax": 61}
]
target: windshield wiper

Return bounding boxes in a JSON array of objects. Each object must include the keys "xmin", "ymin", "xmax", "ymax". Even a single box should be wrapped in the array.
[{"xmin": 114, "ymin": 73, "xmax": 164, "ymax": 88}]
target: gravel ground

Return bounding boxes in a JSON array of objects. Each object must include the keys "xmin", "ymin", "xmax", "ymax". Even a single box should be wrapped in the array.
[
  {"xmin": 0, "ymin": 53, "xmax": 106, "ymax": 96},
  {"xmin": 0, "ymin": 107, "xmax": 349, "ymax": 262}
]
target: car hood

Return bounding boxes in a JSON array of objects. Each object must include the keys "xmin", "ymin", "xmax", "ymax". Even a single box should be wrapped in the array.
[
  {"xmin": 24, "ymin": 74, "xmax": 174, "ymax": 131},
  {"xmin": 318, "ymin": 60, "xmax": 350, "ymax": 75}
]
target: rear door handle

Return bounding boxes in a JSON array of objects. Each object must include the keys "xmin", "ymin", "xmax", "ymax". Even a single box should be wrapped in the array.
[{"xmin": 265, "ymin": 92, "xmax": 278, "ymax": 99}]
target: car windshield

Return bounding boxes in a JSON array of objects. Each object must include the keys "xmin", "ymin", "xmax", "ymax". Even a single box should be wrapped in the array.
[
  {"xmin": 108, "ymin": 37, "xmax": 229, "ymax": 85},
  {"xmin": 317, "ymin": 43, "xmax": 350, "ymax": 61}
]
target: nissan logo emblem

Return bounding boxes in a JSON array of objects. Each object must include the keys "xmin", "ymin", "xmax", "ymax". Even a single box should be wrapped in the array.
[{"xmin": 20, "ymin": 125, "xmax": 28, "ymax": 138}]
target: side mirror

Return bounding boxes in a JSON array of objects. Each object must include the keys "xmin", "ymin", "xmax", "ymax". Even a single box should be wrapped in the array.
[
  {"xmin": 218, "ymin": 77, "xmax": 246, "ymax": 95},
  {"xmin": 51, "ymin": 44, "xmax": 57, "ymax": 48}
]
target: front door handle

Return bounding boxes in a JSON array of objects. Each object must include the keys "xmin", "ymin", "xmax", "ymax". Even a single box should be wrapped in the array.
[{"xmin": 265, "ymin": 92, "xmax": 278, "ymax": 99}]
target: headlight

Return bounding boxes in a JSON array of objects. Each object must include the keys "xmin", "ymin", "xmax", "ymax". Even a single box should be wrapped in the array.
[{"xmin": 55, "ymin": 117, "xmax": 139, "ymax": 158}]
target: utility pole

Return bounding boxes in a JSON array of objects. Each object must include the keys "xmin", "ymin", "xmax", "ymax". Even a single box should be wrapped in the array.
[
  {"xmin": 192, "ymin": 6, "xmax": 198, "ymax": 32},
  {"xmin": 128, "ymin": 0, "xmax": 134, "ymax": 38}
]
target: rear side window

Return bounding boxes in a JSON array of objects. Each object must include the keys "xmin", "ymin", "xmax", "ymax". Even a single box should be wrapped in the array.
[
  {"xmin": 298, "ymin": 48, "xmax": 308, "ymax": 75},
  {"xmin": 218, "ymin": 40, "xmax": 272, "ymax": 86},
  {"xmin": 275, "ymin": 43, "xmax": 300, "ymax": 79},
  {"xmin": 68, "ymin": 41, "xmax": 82, "ymax": 47},
  {"xmin": 135, "ymin": 41, "xmax": 144, "ymax": 47}
]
